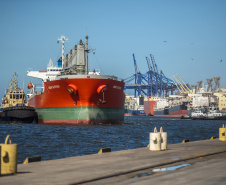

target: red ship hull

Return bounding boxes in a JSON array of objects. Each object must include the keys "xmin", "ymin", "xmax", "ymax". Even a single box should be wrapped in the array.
[{"xmin": 28, "ymin": 77, "xmax": 125, "ymax": 124}]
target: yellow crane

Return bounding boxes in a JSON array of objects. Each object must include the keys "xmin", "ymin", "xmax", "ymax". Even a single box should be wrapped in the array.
[
  {"xmin": 171, "ymin": 77, "xmax": 183, "ymax": 94},
  {"xmin": 177, "ymin": 74, "xmax": 192, "ymax": 93},
  {"xmin": 173, "ymin": 75, "xmax": 187, "ymax": 93}
]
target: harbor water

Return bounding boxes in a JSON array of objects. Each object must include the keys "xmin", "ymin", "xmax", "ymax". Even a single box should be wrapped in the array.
[{"xmin": 0, "ymin": 116, "xmax": 225, "ymax": 164}]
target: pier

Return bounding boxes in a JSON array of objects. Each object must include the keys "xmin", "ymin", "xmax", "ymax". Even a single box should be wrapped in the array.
[{"xmin": 1, "ymin": 138, "xmax": 226, "ymax": 185}]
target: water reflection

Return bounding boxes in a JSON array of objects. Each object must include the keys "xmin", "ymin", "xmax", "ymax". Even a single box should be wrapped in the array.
[{"xmin": 152, "ymin": 164, "xmax": 190, "ymax": 172}]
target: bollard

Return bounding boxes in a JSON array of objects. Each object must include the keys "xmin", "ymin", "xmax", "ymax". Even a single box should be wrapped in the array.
[
  {"xmin": 98, "ymin": 147, "xmax": 111, "ymax": 154},
  {"xmin": 149, "ymin": 127, "xmax": 161, "ymax": 151},
  {"xmin": 182, "ymin": 139, "xmax": 189, "ymax": 143},
  {"xmin": 0, "ymin": 135, "xmax": 18, "ymax": 175},
  {"xmin": 219, "ymin": 124, "xmax": 226, "ymax": 141},
  {"xmin": 0, "ymin": 145, "xmax": 1, "ymax": 176},
  {"xmin": 160, "ymin": 127, "xmax": 167, "ymax": 150},
  {"xmin": 23, "ymin": 156, "xmax": 41, "ymax": 164}
]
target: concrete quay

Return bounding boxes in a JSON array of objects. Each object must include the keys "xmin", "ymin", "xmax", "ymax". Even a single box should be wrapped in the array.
[{"xmin": 1, "ymin": 139, "xmax": 226, "ymax": 185}]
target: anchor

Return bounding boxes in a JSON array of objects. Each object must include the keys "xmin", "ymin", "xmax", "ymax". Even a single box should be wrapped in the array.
[
  {"xmin": 99, "ymin": 90, "xmax": 107, "ymax": 104},
  {"xmin": 97, "ymin": 85, "xmax": 107, "ymax": 104}
]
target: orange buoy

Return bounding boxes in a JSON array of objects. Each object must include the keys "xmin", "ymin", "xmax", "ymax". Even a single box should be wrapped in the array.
[{"xmin": 27, "ymin": 82, "xmax": 33, "ymax": 89}]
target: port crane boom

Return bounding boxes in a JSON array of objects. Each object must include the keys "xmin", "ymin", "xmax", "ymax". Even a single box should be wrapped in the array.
[
  {"xmin": 171, "ymin": 77, "xmax": 183, "ymax": 94},
  {"xmin": 173, "ymin": 75, "xmax": 187, "ymax": 93},
  {"xmin": 177, "ymin": 74, "xmax": 191, "ymax": 93}
]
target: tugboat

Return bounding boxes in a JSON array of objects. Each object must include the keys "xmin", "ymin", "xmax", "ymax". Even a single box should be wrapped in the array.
[{"xmin": 0, "ymin": 73, "xmax": 38, "ymax": 123}]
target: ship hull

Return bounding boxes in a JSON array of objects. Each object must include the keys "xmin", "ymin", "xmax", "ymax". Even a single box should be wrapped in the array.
[
  {"xmin": 36, "ymin": 106, "xmax": 124, "ymax": 124},
  {"xmin": 144, "ymin": 100, "xmax": 189, "ymax": 117},
  {"xmin": 28, "ymin": 77, "xmax": 125, "ymax": 124},
  {"xmin": 0, "ymin": 106, "xmax": 38, "ymax": 123},
  {"xmin": 125, "ymin": 109, "xmax": 145, "ymax": 116},
  {"xmin": 154, "ymin": 104, "xmax": 188, "ymax": 117}
]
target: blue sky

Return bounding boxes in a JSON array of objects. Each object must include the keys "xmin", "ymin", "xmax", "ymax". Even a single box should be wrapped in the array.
[{"xmin": 0, "ymin": 0, "xmax": 226, "ymax": 99}]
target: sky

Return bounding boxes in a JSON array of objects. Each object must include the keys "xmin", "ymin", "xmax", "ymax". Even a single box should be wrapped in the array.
[{"xmin": 0, "ymin": 0, "xmax": 226, "ymax": 99}]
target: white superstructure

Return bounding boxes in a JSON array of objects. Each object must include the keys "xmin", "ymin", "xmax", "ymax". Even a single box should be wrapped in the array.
[{"xmin": 27, "ymin": 58, "xmax": 62, "ymax": 82}]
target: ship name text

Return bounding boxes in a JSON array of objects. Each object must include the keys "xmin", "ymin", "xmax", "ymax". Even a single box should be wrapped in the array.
[
  {"xmin": 113, "ymin": 86, "xmax": 122, "ymax": 90},
  {"xmin": 48, "ymin": 85, "xmax": 60, "ymax": 89}
]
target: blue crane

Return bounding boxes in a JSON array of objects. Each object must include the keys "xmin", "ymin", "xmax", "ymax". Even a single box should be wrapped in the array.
[{"xmin": 124, "ymin": 54, "xmax": 175, "ymax": 97}]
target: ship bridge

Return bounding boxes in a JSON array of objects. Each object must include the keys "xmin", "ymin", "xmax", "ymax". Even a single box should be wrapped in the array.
[{"xmin": 27, "ymin": 59, "xmax": 62, "ymax": 82}]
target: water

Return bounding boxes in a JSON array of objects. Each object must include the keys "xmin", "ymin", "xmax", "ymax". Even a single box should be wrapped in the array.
[
  {"xmin": 152, "ymin": 164, "xmax": 191, "ymax": 172},
  {"xmin": 0, "ymin": 116, "xmax": 224, "ymax": 164},
  {"xmin": 133, "ymin": 164, "xmax": 191, "ymax": 178}
]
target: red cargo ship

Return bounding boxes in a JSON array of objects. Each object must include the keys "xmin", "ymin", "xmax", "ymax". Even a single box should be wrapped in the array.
[{"xmin": 27, "ymin": 36, "xmax": 125, "ymax": 124}]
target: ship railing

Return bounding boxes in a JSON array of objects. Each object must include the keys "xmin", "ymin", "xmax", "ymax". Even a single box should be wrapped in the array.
[
  {"xmin": 27, "ymin": 91, "xmax": 42, "ymax": 95},
  {"xmin": 89, "ymin": 69, "xmax": 100, "ymax": 75}
]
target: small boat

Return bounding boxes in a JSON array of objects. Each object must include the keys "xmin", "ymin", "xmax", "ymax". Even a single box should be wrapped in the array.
[
  {"xmin": 0, "ymin": 73, "xmax": 38, "ymax": 123},
  {"xmin": 1, "ymin": 104, "xmax": 37, "ymax": 123},
  {"xmin": 124, "ymin": 95, "xmax": 146, "ymax": 116},
  {"xmin": 180, "ymin": 115, "xmax": 191, "ymax": 119},
  {"xmin": 190, "ymin": 106, "xmax": 226, "ymax": 120}
]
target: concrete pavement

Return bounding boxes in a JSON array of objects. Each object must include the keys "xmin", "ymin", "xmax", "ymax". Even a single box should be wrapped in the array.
[{"xmin": 1, "ymin": 139, "xmax": 226, "ymax": 185}]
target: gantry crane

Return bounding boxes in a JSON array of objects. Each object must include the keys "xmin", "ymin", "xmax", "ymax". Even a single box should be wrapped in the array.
[{"xmin": 124, "ymin": 53, "xmax": 176, "ymax": 97}]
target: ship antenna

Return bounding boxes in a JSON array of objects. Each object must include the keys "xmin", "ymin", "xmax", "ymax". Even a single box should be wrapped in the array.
[{"xmin": 58, "ymin": 35, "xmax": 68, "ymax": 68}]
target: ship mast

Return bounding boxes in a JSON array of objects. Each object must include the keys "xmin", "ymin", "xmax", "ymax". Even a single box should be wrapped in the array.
[
  {"xmin": 85, "ymin": 35, "xmax": 88, "ymax": 74},
  {"xmin": 9, "ymin": 79, "xmax": 13, "ymax": 92},
  {"xmin": 13, "ymin": 72, "xmax": 18, "ymax": 91},
  {"xmin": 58, "ymin": 35, "xmax": 68, "ymax": 68}
]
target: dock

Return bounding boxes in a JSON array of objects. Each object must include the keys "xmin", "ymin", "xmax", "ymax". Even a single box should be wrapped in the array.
[{"xmin": 1, "ymin": 139, "xmax": 226, "ymax": 185}]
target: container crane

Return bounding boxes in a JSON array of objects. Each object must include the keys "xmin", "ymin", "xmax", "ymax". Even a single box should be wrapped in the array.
[
  {"xmin": 146, "ymin": 56, "xmax": 153, "ymax": 97},
  {"xmin": 124, "ymin": 53, "xmax": 176, "ymax": 97},
  {"xmin": 150, "ymin": 54, "xmax": 159, "ymax": 94}
]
